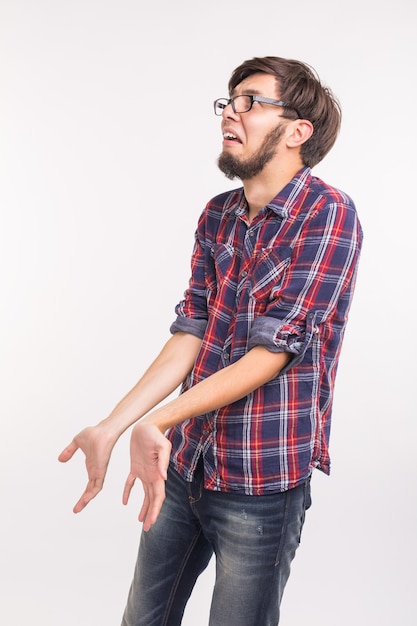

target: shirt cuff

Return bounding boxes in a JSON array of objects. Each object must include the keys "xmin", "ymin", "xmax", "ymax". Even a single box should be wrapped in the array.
[
  {"xmin": 248, "ymin": 316, "xmax": 306, "ymax": 354},
  {"xmin": 248, "ymin": 312, "xmax": 318, "ymax": 372},
  {"xmin": 170, "ymin": 316, "xmax": 208, "ymax": 339}
]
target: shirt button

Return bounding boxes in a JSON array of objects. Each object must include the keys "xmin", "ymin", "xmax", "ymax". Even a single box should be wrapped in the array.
[{"xmin": 241, "ymin": 270, "xmax": 247, "ymax": 278}]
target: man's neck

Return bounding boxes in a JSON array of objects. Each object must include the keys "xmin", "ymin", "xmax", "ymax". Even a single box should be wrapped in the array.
[{"xmin": 243, "ymin": 159, "xmax": 305, "ymax": 223}]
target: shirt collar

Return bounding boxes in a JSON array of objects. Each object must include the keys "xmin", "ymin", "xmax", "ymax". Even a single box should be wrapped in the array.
[
  {"xmin": 265, "ymin": 167, "xmax": 312, "ymax": 219},
  {"xmin": 225, "ymin": 167, "xmax": 312, "ymax": 220}
]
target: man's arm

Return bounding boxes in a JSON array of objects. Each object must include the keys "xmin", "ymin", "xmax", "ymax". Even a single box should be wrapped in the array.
[
  {"xmin": 58, "ymin": 331, "xmax": 202, "ymax": 513},
  {"xmin": 123, "ymin": 346, "xmax": 290, "ymax": 530}
]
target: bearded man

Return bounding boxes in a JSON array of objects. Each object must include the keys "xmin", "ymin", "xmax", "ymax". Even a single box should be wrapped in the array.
[{"xmin": 60, "ymin": 56, "xmax": 363, "ymax": 626}]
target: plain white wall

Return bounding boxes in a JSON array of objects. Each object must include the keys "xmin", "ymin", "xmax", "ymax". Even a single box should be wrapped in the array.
[{"xmin": 1, "ymin": 0, "xmax": 415, "ymax": 624}]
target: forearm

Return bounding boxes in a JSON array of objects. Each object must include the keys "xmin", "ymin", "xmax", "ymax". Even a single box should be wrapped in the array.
[
  {"xmin": 145, "ymin": 346, "xmax": 290, "ymax": 432},
  {"xmin": 99, "ymin": 332, "xmax": 202, "ymax": 438}
]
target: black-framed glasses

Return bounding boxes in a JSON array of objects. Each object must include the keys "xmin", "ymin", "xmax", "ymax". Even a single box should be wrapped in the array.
[{"xmin": 213, "ymin": 95, "xmax": 302, "ymax": 118}]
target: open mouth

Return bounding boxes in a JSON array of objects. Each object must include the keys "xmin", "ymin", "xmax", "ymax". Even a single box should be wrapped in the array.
[{"xmin": 223, "ymin": 131, "xmax": 242, "ymax": 143}]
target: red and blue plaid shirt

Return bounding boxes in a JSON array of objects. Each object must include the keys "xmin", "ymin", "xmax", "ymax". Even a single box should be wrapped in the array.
[{"xmin": 168, "ymin": 167, "xmax": 363, "ymax": 494}]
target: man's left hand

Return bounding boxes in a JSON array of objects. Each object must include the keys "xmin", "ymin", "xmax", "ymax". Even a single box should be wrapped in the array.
[{"xmin": 122, "ymin": 421, "xmax": 172, "ymax": 531}]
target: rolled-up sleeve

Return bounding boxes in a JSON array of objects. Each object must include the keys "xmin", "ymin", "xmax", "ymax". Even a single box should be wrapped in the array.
[
  {"xmin": 248, "ymin": 316, "xmax": 305, "ymax": 354},
  {"xmin": 248, "ymin": 311, "xmax": 319, "ymax": 375},
  {"xmin": 170, "ymin": 316, "xmax": 207, "ymax": 339},
  {"xmin": 170, "ymin": 209, "xmax": 210, "ymax": 339}
]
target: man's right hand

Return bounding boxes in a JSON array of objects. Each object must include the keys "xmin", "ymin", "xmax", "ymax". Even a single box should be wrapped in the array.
[{"xmin": 58, "ymin": 424, "xmax": 117, "ymax": 513}]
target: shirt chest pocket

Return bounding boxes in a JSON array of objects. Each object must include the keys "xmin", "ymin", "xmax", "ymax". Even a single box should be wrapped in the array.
[
  {"xmin": 248, "ymin": 246, "xmax": 291, "ymax": 302},
  {"xmin": 211, "ymin": 243, "xmax": 240, "ymax": 283}
]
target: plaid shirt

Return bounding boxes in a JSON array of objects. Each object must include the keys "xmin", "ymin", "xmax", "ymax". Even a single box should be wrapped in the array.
[{"xmin": 168, "ymin": 167, "xmax": 363, "ymax": 494}]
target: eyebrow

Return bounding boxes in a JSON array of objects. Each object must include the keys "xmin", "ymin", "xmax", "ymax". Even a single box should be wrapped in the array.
[{"xmin": 231, "ymin": 87, "xmax": 263, "ymax": 97}]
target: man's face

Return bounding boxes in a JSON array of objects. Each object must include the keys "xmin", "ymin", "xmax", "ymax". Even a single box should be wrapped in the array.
[{"xmin": 217, "ymin": 73, "xmax": 288, "ymax": 181}]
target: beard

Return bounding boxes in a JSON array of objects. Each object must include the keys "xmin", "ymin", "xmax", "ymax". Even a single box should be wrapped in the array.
[{"xmin": 217, "ymin": 124, "xmax": 286, "ymax": 181}]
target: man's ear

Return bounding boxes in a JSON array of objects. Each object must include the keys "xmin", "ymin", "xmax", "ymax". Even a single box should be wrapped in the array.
[{"xmin": 285, "ymin": 119, "xmax": 314, "ymax": 148}]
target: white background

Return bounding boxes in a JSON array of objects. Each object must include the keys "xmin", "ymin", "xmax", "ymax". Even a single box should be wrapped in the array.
[{"xmin": 1, "ymin": 0, "xmax": 415, "ymax": 624}]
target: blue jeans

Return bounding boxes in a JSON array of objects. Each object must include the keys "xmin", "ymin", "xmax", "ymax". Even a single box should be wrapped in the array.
[{"xmin": 121, "ymin": 458, "xmax": 311, "ymax": 626}]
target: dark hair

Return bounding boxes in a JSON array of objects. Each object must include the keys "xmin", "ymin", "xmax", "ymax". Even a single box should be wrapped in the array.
[{"xmin": 228, "ymin": 56, "xmax": 342, "ymax": 168}]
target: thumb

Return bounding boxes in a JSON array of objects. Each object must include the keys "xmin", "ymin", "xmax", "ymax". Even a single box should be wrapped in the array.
[
  {"xmin": 122, "ymin": 473, "xmax": 136, "ymax": 506},
  {"xmin": 157, "ymin": 442, "xmax": 171, "ymax": 480},
  {"xmin": 58, "ymin": 440, "xmax": 78, "ymax": 463}
]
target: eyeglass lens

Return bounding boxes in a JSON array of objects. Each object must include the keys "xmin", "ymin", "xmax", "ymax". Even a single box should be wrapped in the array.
[{"xmin": 214, "ymin": 95, "xmax": 253, "ymax": 115}]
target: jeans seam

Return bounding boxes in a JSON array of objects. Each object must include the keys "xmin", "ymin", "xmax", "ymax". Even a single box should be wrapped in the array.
[
  {"xmin": 274, "ymin": 489, "xmax": 290, "ymax": 568},
  {"xmin": 161, "ymin": 526, "xmax": 205, "ymax": 626},
  {"xmin": 243, "ymin": 489, "xmax": 292, "ymax": 624},
  {"xmin": 257, "ymin": 489, "xmax": 293, "ymax": 623}
]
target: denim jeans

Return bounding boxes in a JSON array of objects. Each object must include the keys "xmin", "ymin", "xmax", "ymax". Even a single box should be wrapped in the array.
[{"xmin": 121, "ymin": 458, "xmax": 311, "ymax": 626}]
